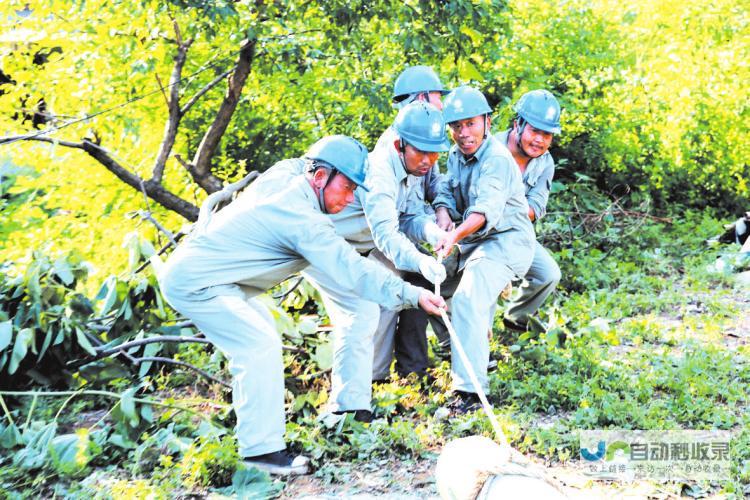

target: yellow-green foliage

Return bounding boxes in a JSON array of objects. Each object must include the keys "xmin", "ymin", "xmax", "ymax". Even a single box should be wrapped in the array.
[
  {"xmin": 1, "ymin": 0, "xmax": 747, "ymax": 280},
  {"xmin": 179, "ymin": 436, "xmax": 239, "ymax": 488}
]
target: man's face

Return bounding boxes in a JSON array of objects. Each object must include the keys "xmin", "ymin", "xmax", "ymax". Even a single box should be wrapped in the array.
[
  {"xmin": 448, "ymin": 115, "xmax": 489, "ymax": 156},
  {"xmin": 320, "ymin": 171, "xmax": 357, "ymax": 214},
  {"xmin": 518, "ymin": 122, "xmax": 553, "ymax": 158},
  {"xmin": 397, "ymin": 142, "xmax": 439, "ymax": 177},
  {"xmin": 425, "ymin": 91, "xmax": 443, "ymax": 111}
]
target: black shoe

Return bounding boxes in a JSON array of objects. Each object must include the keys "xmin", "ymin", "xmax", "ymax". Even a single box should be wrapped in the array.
[
  {"xmin": 503, "ymin": 317, "xmax": 528, "ymax": 332},
  {"xmin": 447, "ymin": 390, "xmax": 483, "ymax": 415},
  {"xmin": 242, "ymin": 449, "xmax": 311, "ymax": 476},
  {"xmin": 334, "ymin": 409, "xmax": 373, "ymax": 423}
]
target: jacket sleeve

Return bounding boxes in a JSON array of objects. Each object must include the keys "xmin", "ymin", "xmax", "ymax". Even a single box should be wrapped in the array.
[
  {"xmin": 293, "ymin": 219, "xmax": 423, "ymax": 310},
  {"xmin": 525, "ymin": 155, "xmax": 555, "ymax": 220},
  {"xmin": 361, "ymin": 154, "xmax": 428, "ymax": 273}
]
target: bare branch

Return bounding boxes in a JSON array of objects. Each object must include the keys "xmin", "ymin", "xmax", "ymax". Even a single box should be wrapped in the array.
[
  {"xmin": 180, "ymin": 67, "xmax": 235, "ymax": 116},
  {"xmin": 134, "ymin": 356, "xmax": 231, "ymax": 389},
  {"xmin": 94, "ymin": 335, "xmax": 212, "ymax": 357},
  {"xmin": 80, "ymin": 140, "xmax": 199, "ymax": 220},
  {"xmin": 194, "ymin": 171, "xmax": 259, "ymax": 232},
  {"xmin": 134, "ymin": 231, "xmax": 188, "ymax": 274},
  {"xmin": 133, "ymin": 210, "xmax": 178, "ymax": 247},
  {"xmin": 190, "ymin": 38, "xmax": 257, "ymax": 193},
  {"xmin": 290, "ymin": 367, "xmax": 331, "ymax": 382},
  {"xmin": 0, "ymin": 135, "xmax": 85, "ymax": 148},
  {"xmin": 151, "ymin": 38, "xmax": 193, "ymax": 184},
  {"xmin": 274, "ymin": 276, "xmax": 304, "ymax": 305}
]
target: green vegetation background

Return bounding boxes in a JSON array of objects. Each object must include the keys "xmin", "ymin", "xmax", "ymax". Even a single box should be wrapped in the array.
[{"xmin": 0, "ymin": 0, "xmax": 748, "ymax": 497}]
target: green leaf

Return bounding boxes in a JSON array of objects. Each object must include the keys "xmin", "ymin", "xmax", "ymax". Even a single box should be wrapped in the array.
[
  {"xmin": 0, "ymin": 321, "xmax": 12, "ymax": 351},
  {"xmin": 53, "ymin": 256, "xmax": 75, "ymax": 286},
  {"xmin": 138, "ymin": 341, "xmax": 161, "ymax": 378},
  {"xmin": 220, "ymin": 467, "xmax": 282, "ymax": 500},
  {"xmin": 312, "ymin": 340, "xmax": 333, "ymax": 371},
  {"xmin": 75, "ymin": 328, "xmax": 97, "ymax": 356},
  {"xmin": 0, "ymin": 423, "xmax": 23, "ymax": 448},
  {"xmin": 120, "ymin": 387, "xmax": 140, "ymax": 427},
  {"xmin": 37, "ymin": 327, "xmax": 54, "ymax": 363},
  {"xmin": 8, "ymin": 328, "xmax": 34, "ymax": 375},
  {"xmin": 25, "ymin": 264, "xmax": 42, "ymax": 302},
  {"xmin": 14, "ymin": 422, "xmax": 57, "ymax": 469},
  {"xmin": 98, "ymin": 277, "xmax": 118, "ymax": 315},
  {"xmin": 49, "ymin": 430, "xmax": 94, "ymax": 475}
]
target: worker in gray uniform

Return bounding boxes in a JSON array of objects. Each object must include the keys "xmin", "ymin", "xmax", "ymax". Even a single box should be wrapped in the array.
[
  {"xmin": 431, "ymin": 86, "xmax": 535, "ymax": 412},
  {"xmin": 370, "ymin": 66, "xmax": 456, "ymax": 381},
  {"xmin": 247, "ymin": 98, "xmax": 450, "ymax": 422},
  {"xmin": 159, "ymin": 135, "xmax": 446, "ymax": 475},
  {"xmin": 496, "ymin": 89, "xmax": 562, "ymax": 330}
]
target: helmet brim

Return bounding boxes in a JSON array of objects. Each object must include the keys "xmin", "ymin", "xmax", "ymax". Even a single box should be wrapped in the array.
[
  {"xmin": 404, "ymin": 138, "xmax": 452, "ymax": 153},
  {"xmin": 525, "ymin": 117, "xmax": 561, "ymax": 134}
]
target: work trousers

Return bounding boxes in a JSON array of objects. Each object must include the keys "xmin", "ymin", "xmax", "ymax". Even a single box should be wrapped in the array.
[
  {"xmin": 504, "ymin": 241, "xmax": 561, "ymax": 326},
  {"xmin": 302, "ymin": 251, "xmax": 388, "ymax": 412},
  {"xmin": 162, "ymin": 285, "xmax": 286, "ymax": 458},
  {"xmin": 386, "ymin": 231, "xmax": 533, "ymax": 391}
]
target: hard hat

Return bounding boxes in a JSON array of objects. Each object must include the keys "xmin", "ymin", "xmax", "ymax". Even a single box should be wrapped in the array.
[
  {"xmin": 514, "ymin": 89, "xmax": 561, "ymax": 134},
  {"xmin": 393, "ymin": 102, "xmax": 451, "ymax": 152},
  {"xmin": 305, "ymin": 135, "xmax": 370, "ymax": 191},
  {"xmin": 442, "ymin": 85, "xmax": 492, "ymax": 124},
  {"xmin": 393, "ymin": 66, "xmax": 449, "ymax": 102}
]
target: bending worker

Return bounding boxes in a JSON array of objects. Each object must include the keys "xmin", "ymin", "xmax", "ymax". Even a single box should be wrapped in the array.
[
  {"xmin": 159, "ymin": 135, "xmax": 446, "ymax": 476},
  {"xmin": 496, "ymin": 89, "xmax": 562, "ymax": 331},
  {"xmin": 255, "ymin": 69, "xmax": 451, "ymax": 420}
]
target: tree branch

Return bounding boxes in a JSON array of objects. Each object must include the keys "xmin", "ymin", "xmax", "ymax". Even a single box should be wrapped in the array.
[
  {"xmin": 0, "ymin": 135, "xmax": 84, "ymax": 148},
  {"xmin": 94, "ymin": 335, "xmax": 212, "ymax": 357},
  {"xmin": 190, "ymin": 38, "xmax": 257, "ymax": 193},
  {"xmin": 80, "ymin": 140, "xmax": 199, "ymax": 220},
  {"xmin": 180, "ymin": 67, "xmax": 235, "ymax": 116},
  {"xmin": 151, "ymin": 33, "xmax": 193, "ymax": 184},
  {"xmin": 134, "ymin": 356, "xmax": 231, "ymax": 389}
]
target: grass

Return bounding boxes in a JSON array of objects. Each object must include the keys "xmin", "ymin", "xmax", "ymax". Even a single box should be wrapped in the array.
[{"xmin": 1, "ymin": 211, "xmax": 748, "ymax": 497}]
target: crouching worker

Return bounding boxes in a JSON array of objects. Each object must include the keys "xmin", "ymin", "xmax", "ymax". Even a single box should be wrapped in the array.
[{"xmin": 158, "ymin": 135, "xmax": 446, "ymax": 476}]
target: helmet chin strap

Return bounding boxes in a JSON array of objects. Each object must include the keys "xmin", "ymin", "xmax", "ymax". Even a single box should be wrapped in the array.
[
  {"xmin": 317, "ymin": 167, "xmax": 338, "ymax": 214},
  {"xmin": 398, "ymin": 138, "xmax": 410, "ymax": 174},
  {"xmin": 515, "ymin": 118, "xmax": 532, "ymax": 158}
]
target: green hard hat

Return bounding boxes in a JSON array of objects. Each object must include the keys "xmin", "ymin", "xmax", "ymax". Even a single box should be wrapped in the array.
[
  {"xmin": 393, "ymin": 66, "xmax": 449, "ymax": 101},
  {"xmin": 305, "ymin": 135, "xmax": 370, "ymax": 191},
  {"xmin": 514, "ymin": 90, "xmax": 561, "ymax": 134},
  {"xmin": 393, "ymin": 101, "xmax": 451, "ymax": 152},
  {"xmin": 442, "ymin": 85, "xmax": 492, "ymax": 123}
]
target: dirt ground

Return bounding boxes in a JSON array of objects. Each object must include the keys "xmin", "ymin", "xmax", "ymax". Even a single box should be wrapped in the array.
[{"xmin": 279, "ymin": 286, "xmax": 750, "ymax": 499}]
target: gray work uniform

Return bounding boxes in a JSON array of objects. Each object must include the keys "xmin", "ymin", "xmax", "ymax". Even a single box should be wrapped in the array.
[
  {"xmin": 433, "ymin": 134, "xmax": 535, "ymax": 392},
  {"xmin": 159, "ymin": 174, "xmax": 423, "ymax": 457},
  {"xmin": 495, "ymin": 130, "xmax": 561, "ymax": 325},
  {"xmin": 253, "ymin": 142, "xmax": 437, "ymax": 409},
  {"xmin": 368, "ymin": 127, "xmax": 443, "ymax": 381}
]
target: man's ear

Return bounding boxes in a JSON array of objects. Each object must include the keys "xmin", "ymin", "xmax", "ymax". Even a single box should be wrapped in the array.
[
  {"xmin": 486, "ymin": 115, "xmax": 492, "ymax": 130},
  {"xmin": 312, "ymin": 167, "xmax": 329, "ymax": 188},
  {"xmin": 393, "ymin": 139, "xmax": 402, "ymax": 153}
]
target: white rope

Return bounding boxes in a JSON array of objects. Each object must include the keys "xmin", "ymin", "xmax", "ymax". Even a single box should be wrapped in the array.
[{"xmin": 435, "ymin": 253, "xmax": 508, "ymax": 448}]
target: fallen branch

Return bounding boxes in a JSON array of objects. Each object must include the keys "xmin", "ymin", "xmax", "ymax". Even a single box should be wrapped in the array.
[
  {"xmin": 274, "ymin": 275, "xmax": 304, "ymax": 305},
  {"xmin": 134, "ymin": 356, "xmax": 230, "ymax": 389},
  {"xmin": 94, "ymin": 335, "xmax": 212, "ymax": 357},
  {"xmin": 0, "ymin": 390, "xmax": 217, "ymax": 424},
  {"xmin": 289, "ymin": 367, "xmax": 331, "ymax": 383}
]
